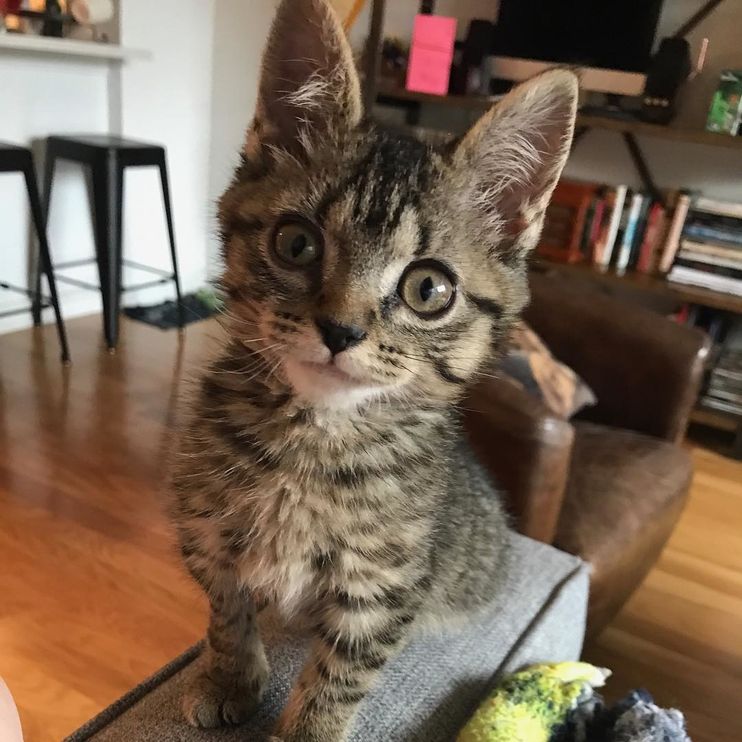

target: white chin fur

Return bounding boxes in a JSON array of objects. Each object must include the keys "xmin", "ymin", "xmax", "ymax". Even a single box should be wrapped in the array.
[{"xmin": 282, "ymin": 358, "xmax": 386, "ymax": 410}]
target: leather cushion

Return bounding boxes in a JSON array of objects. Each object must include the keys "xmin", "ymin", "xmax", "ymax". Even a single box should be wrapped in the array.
[
  {"xmin": 555, "ymin": 422, "xmax": 692, "ymax": 631},
  {"xmin": 557, "ymin": 421, "xmax": 691, "ymax": 559}
]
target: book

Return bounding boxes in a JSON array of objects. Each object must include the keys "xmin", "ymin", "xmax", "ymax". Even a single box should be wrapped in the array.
[
  {"xmin": 687, "ymin": 210, "xmax": 742, "ymax": 230},
  {"xmin": 713, "ymin": 350, "xmax": 742, "ymax": 379},
  {"xmin": 681, "ymin": 239, "xmax": 742, "ymax": 260},
  {"xmin": 706, "ymin": 388, "xmax": 742, "ymax": 405},
  {"xmin": 579, "ymin": 196, "xmax": 598, "ymax": 257},
  {"xmin": 658, "ymin": 192, "xmax": 692, "ymax": 273},
  {"xmin": 708, "ymin": 374, "xmax": 742, "ymax": 397},
  {"xmin": 673, "ymin": 258, "xmax": 742, "ymax": 280},
  {"xmin": 594, "ymin": 185, "xmax": 627, "ymax": 268},
  {"xmin": 636, "ymin": 203, "xmax": 667, "ymax": 273},
  {"xmin": 668, "ymin": 265, "xmax": 742, "ymax": 294},
  {"xmin": 694, "ymin": 195, "xmax": 742, "ymax": 220},
  {"xmin": 584, "ymin": 195, "xmax": 606, "ymax": 259},
  {"xmin": 678, "ymin": 249, "xmax": 742, "ymax": 271},
  {"xmin": 628, "ymin": 196, "xmax": 652, "ymax": 268},
  {"xmin": 683, "ymin": 222, "xmax": 742, "ymax": 247},
  {"xmin": 700, "ymin": 395, "xmax": 742, "ymax": 416},
  {"xmin": 713, "ymin": 367, "xmax": 742, "ymax": 383},
  {"xmin": 615, "ymin": 192, "xmax": 645, "ymax": 274},
  {"xmin": 611, "ymin": 190, "xmax": 632, "ymax": 266}
]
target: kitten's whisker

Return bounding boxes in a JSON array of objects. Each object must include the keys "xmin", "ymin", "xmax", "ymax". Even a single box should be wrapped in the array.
[{"xmin": 240, "ymin": 337, "xmax": 271, "ymax": 345}]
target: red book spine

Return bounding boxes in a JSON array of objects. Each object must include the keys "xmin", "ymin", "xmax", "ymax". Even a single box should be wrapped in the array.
[
  {"xmin": 636, "ymin": 203, "xmax": 664, "ymax": 274},
  {"xmin": 588, "ymin": 198, "xmax": 606, "ymax": 259}
]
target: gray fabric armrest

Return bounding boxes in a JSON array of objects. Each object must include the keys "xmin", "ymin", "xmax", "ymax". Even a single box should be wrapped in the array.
[{"xmin": 68, "ymin": 534, "xmax": 589, "ymax": 742}]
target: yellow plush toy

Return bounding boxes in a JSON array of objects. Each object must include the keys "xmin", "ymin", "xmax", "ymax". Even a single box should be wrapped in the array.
[{"xmin": 458, "ymin": 663, "xmax": 610, "ymax": 742}]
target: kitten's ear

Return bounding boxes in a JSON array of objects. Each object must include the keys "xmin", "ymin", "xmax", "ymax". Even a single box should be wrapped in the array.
[
  {"xmin": 452, "ymin": 70, "xmax": 578, "ymax": 258},
  {"xmin": 246, "ymin": 0, "xmax": 362, "ymax": 159}
]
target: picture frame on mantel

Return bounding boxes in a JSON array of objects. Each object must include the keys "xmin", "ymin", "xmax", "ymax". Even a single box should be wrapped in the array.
[{"xmin": 1, "ymin": 0, "xmax": 114, "ymax": 41}]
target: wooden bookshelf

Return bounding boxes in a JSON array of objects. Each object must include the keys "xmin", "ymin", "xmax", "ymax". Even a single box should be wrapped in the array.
[
  {"xmin": 376, "ymin": 81, "xmax": 742, "ymax": 152},
  {"xmin": 533, "ymin": 259, "xmax": 742, "ymax": 314}
]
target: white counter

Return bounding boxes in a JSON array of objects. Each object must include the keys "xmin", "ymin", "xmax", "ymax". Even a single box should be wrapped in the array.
[{"xmin": 0, "ymin": 32, "xmax": 146, "ymax": 62}]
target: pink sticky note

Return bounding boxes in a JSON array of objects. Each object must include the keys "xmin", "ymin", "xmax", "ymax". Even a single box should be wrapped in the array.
[{"xmin": 406, "ymin": 15, "xmax": 457, "ymax": 96}]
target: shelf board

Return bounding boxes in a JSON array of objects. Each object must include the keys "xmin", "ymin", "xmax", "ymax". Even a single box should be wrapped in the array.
[
  {"xmin": 377, "ymin": 81, "xmax": 499, "ymax": 111},
  {"xmin": 532, "ymin": 259, "xmax": 742, "ymax": 314},
  {"xmin": 376, "ymin": 82, "xmax": 742, "ymax": 151},
  {"xmin": 0, "ymin": 33, "xmax": 148, "ymax": 62},
  {"xmin": 576, "ymin": 113, "xmax": 742, "ymax": 151},
  {"xmin": 691, "ymin": 404, "xmax": 741, "ymax": 431}
]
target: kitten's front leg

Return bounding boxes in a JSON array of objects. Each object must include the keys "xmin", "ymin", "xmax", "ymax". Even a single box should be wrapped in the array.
[
  {"xmin": 182, "ymin": 571, "xmax": 268, "ymax": 728},
  {"xmin": 273, "ymin": 588, "xmax": 417, "ymax": 742}
]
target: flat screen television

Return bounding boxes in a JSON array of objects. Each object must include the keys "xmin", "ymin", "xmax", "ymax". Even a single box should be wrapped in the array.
[{"xmin": 490, "ymin": 0, "xmax": 666, "ymax": 96}]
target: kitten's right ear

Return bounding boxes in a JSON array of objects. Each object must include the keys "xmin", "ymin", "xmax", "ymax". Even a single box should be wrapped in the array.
[
  {"xmin": 450, "ymin": 70, "xmax": 578, "ymax": 260},
  {"xmin": 246, "ymin": 0, "xmax": 363, "ymax": 160}
]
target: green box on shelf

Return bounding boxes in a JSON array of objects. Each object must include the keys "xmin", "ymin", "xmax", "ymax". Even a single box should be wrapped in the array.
[{"xmin": 707, "ymin": 70, "xmax": 742, "ymax": 136}]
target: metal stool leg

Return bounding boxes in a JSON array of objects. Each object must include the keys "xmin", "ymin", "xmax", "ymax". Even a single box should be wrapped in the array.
[
  {"xmin": 156, "ymin": 152, "xmax": 184, "ymax": 330},
  {"xmin": 32, "ymin": 147, "xmax": 58, "ymax": 325},
  {"xmin": 22, "ymin": 158, "xmax": 70, "ymax": 364},
  {"xmin": 90, "ymin": 153, "xmax": 124, "ymax": 351}
]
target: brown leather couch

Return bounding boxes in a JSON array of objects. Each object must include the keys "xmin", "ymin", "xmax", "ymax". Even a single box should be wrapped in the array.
[{"xmin": 465, "ymin": 270, "xmax": 711, "ymax": 636}]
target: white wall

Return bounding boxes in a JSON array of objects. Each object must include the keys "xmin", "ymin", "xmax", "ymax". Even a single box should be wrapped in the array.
[
  {"xmin": 117, "ymin": 0, "xmax": 216, "ymax": 305},
  {"xmin": 0, "ymin": 55, "xmax": 111, "ymax": 332},
  {"xmin": 206, "ymin": 0, "xmax": 279, "ymax": 274}
]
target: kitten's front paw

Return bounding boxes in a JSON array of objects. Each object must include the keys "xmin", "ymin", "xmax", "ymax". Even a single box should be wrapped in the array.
[{"xmin": 183, "ymin": 669, "xmax": 266, "ymax": 728}]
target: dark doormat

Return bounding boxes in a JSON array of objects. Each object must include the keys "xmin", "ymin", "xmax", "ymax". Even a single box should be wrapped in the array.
[{"xmin": 123, "ymin": 290, "xmax": 221, "ymax": 329}]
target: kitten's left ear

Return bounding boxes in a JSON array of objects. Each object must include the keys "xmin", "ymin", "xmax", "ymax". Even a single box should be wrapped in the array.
[
  {"xmin": 452, "ymin": 70, "xmax": 578, "ymax": 258},
  {"xmin": 246, "ymin": 0, "xmax": 362, "ymax": 160}
]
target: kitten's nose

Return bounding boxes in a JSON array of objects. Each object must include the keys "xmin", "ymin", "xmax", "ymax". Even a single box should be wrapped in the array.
[{"xmin": 315, "ymin": 317, "xmax": 367, "ymax": 356}]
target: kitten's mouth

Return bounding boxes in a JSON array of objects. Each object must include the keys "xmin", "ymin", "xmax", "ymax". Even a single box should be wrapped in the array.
[
  {"xmin": 283, "ymin": 356, "xmax": 391, "ymax": 408},
  {"xmin": 299, "ymin": 360, "xmax": 362, "ymax": 385}
]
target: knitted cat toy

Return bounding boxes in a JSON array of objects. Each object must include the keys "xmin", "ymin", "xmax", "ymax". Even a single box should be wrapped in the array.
[
  {"xmin": 459, "ymin": 663, "xmax": 609, "ymax": 742},
  {"xmin": 459, "ymin": 663, "xmax": 692, "ymax": 742}
]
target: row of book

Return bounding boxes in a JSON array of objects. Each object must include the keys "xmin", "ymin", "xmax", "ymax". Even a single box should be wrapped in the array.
[
  {"xmin": 702, "ymin": 349, "xmax": 742, "ymax": 417},
  {"xmin": 588, "ymin": 186, "xmax": 677, "ymax": 275},
  {"xmin": 545, "ymin": 182, "xmax": 742, "ymax": 295},
  {"xmin": 676, "ymin": 307, "xmax": 741, "ymax": 420},
  {"xmin": 666, "ymin": 196, "xmax": 742, "ymax": 297}
]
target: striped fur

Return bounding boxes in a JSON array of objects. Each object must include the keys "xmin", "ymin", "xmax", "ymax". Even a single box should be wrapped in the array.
[{"xmin": 172, "ymin": 1, "xmax": 577, "ymax": 739}]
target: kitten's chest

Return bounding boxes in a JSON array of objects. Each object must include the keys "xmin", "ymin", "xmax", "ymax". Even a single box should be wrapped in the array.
[{"xmin": 233, "ymin": 470, "xmax": 357, "ymax": 614}]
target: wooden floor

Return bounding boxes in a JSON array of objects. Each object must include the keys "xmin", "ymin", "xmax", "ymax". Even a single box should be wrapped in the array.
[{"xmin": 0, "ymin": 316, "xmax": 740, "ymax": 742}]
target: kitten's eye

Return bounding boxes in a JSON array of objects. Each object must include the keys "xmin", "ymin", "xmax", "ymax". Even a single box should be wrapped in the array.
[
  {"xmin": 399, "ymin": 261, "xmax": 456, "ymax": 318},
  {"xmin": 272, "ymin": 220, "xmax": 323, "ymax": 267}
]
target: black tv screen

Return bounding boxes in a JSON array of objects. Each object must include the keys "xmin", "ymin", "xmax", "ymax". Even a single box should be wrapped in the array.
[{"xmin": 493, "ymin": 0, "xmax": 665, "ymax": 74}]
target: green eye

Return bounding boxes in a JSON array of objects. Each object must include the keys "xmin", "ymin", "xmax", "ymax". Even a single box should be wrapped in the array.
[
  {"xmin": 399, "ymin": 261, "xmax": 456, "ymax": 317},
  {"xmin": 273, "ymin": 220, "xmax": 323, "ymax": 267}
]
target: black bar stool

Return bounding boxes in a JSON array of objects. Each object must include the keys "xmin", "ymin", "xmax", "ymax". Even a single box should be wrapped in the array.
[
  {"xmin": 1, "ymin": 142, "xmax": 70, "ymax": 363},
  {"xmin": 39, "ymin": 135, "xmax": 184, "ymax": 351}
]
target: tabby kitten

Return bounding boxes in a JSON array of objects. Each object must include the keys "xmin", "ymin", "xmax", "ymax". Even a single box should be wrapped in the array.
[{"xmin": 171, "ymin": 1, "xmax": 577, "ymax": 739}]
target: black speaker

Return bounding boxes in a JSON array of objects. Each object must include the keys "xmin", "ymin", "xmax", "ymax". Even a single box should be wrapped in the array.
[{"xmin": 641, "ymin": 38, "xmax": 692, "ymax": 125}]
